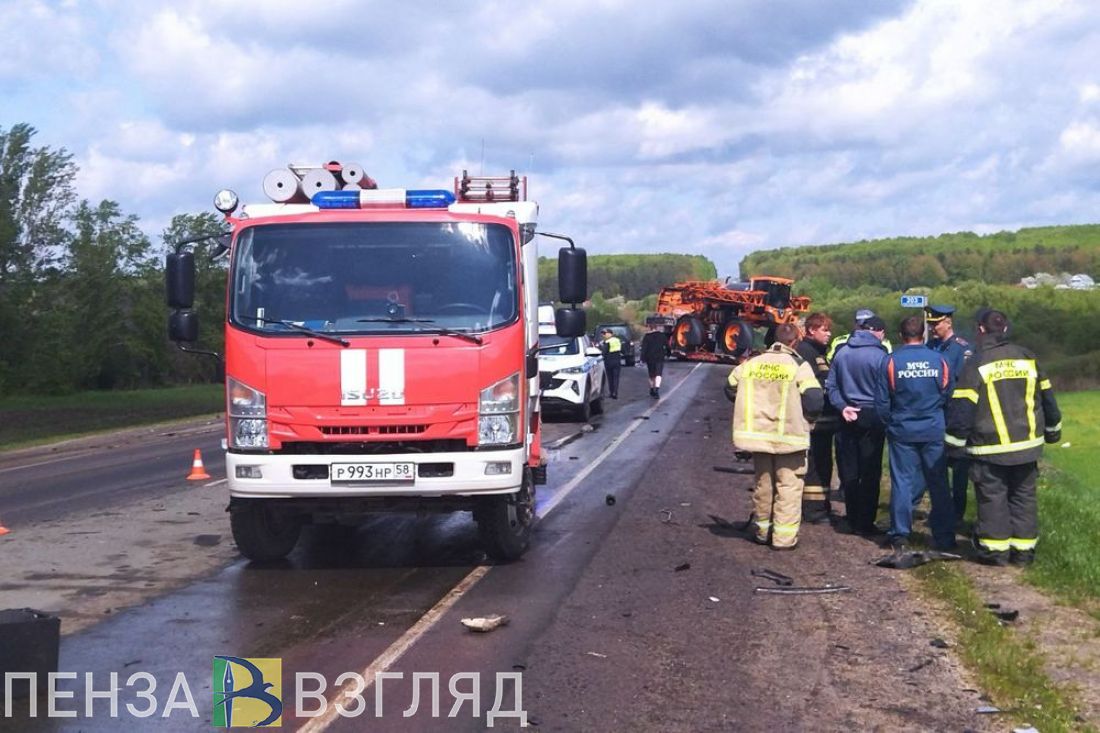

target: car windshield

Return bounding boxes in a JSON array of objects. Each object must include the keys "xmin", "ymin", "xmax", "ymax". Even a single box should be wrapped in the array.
[
  {"xmin": 230, "ymin": 222, "xmax": 518, "ymax": 334},
  {"xmin": 538, "ymin": 336, "xmax": 579, "ymax": 356}
]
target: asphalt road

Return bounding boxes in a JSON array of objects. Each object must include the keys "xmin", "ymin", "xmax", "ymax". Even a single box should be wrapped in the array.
[{"xmin": 0, "ymin": 362, "xmax": 988, "ymax": 731}]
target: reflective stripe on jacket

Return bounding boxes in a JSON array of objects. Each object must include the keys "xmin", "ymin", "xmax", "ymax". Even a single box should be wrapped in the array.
[
  {"xmin": 727, "ymin": 343, "xmax": 823, "ymax": 454},
  {"xmin": 945, "ymin": 336, "xmax": 1061, "ymax": 465}
]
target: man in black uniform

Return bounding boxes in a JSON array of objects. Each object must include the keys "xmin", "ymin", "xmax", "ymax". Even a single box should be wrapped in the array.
[
  {"xmin": 640, "ymin": 319, "xmax": 667, "ymax": 398},
  {"xmin": 926, "ymin": 304, "xmax": 974, "ymax": 520},
  {"xmin": 796, "ymin": 312, "xmax": 839, "ymax": 523},
  {"xmin": 946, "ymin": 310, "xmax": 1061, "ymax": 566},
  {"xmin": 600, "ymin": 328, "xmax": 623, "ymax": 399}
]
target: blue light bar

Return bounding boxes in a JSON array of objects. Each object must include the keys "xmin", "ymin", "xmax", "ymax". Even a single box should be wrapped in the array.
[
  {"xmin": 406, "ymin": 189, "xmax": 455, "ymax": 208},
  {"xmin": 312, "ymin": 190, "xmax": 360, "ymax": 209}
]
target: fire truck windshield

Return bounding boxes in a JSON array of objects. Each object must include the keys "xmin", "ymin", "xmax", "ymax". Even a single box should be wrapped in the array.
[{"xmin": 230, "ymin": 221, "xmax": 519, "ymax": 335}]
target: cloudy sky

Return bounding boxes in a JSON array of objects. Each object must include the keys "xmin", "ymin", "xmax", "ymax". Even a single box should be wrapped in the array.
[{"xmin": 4, "ymin": 0, "xmax": 1100, "ymax": 276}]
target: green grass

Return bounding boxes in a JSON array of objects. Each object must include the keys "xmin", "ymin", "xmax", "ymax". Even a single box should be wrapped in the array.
[
  {"xmin": 914, "ymin": 562, "xmax": 1093, "ymax": 732},
  {"xmin": 0, "ymin": 384, "xmax": 223, "ymax": 450},
  {"xmin": 1028, "ymin": 390, "xmax": 1100, "ymax": 606}
]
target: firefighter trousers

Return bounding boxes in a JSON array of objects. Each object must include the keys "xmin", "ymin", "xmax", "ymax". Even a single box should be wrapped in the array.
[
  {"xmin": 970, "ymin": 460, "xmax": 1038, "ymax": 558},
  {"xmin": 802, "ymin": 429, "xmax": 834, "ymax": 521},
  {"xmin": 752, "ymin": 451, "xmax": 807, "ymax": 548}
]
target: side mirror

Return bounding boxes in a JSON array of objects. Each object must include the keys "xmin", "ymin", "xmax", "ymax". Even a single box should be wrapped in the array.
[
  {"xmin": 557, "ymin": 247, "xmax": 587, "ymax": 304},
  {"xmin": 585, "ymin": 347, "xmax": 603, "ymax": 357},
  {"xmin": 555, "ymin": 307, "xmax": 585, "ymax": 338},
  {"xmin": 168, "ymin": 310, "xmax": 199, "ymax": 343},
  {"xmin": 166, "ymin": 252, "xmax": 196, "ymax": 309}
]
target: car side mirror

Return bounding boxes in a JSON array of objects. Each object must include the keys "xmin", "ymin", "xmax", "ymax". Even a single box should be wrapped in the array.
[{"xmin": 585, "ymin": 347, "xmax": 602, "ymax": 357}]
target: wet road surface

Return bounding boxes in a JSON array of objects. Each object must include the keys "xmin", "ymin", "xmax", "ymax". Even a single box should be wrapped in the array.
[{"xmin": 2, "ymin": 362, "xmax": 702, "ymax": 731}]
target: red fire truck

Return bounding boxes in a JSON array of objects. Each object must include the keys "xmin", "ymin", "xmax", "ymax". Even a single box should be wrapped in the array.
[{"xmin": 166, "ymin": 165, "xmax": 587, "ymax": 562}]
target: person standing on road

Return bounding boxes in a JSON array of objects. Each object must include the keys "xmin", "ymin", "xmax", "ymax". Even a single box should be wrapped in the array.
[
  {"xmin": 925, "ymin": 304, "xmax": 974, "ymax": 521},
  {"xmin": 874, "ymin": 316, "xmax": 955, "ymax": 551},
  {"xmin": 640, "ymin": 319, "xmax": 667, "ymax": 399},
  {"xmin": 826, "ymin": 315, "xmax": 890, "ymax": 536},
  {"xmin": 827, "ymin": 308, "xmax": 893, "ymax": 361},
  {"xmin": 795, "ymin": 313, "xmax": 839, "ymax": 523},
  {"xmin": 946, "ymin": 310, "xmax": 1061, "ymax": 566},
  {"xmin": 725, "ymin": 324, "xmax": 823, "ymax": 550},
  {"xmin": 600, "ymin": 328, "xmax": 623, "ymax": 399}
]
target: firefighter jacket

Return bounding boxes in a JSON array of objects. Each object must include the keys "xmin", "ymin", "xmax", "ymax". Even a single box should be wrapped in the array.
[
  {"xmin": 946, "ymin": 334, "xmax": 1062, "ymax": 465},
  {"xmin": 726, "ymin": 343, "xmax": 824, "ymax": 454},
  {"xmin": 873, "ymin": 343, "xmax": 950, "ymax": 443},
  {"xmin": 826, "ymin": 330, "xmax": 889, "ymax": 412},
  {"xmin": 795, "ymin": 338, "xmax": 840, "ymax": 431}
]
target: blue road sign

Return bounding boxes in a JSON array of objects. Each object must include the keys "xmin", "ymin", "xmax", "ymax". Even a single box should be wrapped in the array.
[{"xmin": 900, "ymin": 294, "xmax": 927, "ymax": 308}]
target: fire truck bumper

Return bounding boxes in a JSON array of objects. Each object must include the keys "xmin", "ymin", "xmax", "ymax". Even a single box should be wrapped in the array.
[{"xmin": 225, "ymin": 447, "xmax": 526, "ymax": 499}]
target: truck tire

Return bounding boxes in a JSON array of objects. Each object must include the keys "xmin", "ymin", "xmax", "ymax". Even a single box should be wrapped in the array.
[
  {"xmin": 718, "ymin": 318, "xmax": 753, "ymax": 357},
  {"xmin": 230, "ymin": 500, "xmax": 303, "ymax": 562},
  {"xmin": 674, "ymin": 316, "xmax": 704, "ymax": 348},
  {"xmin": 475, "ymin": 469, "xmax": 535, "ymax": 561}
]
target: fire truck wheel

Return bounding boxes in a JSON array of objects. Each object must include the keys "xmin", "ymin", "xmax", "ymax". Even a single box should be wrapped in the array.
[
  {"xmin": 674, "ymin": 316, "xmax": 704, "ymax": 348},
  {"xmin": 230, "ymin": 500, "xmax": 303, "ymax": 562},
  {"xmin": 476, "ymin": 469, "xmax": 535, "ymax": 561}
]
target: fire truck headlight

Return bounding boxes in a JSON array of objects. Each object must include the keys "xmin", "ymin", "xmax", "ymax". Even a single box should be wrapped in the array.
[
  {"xmin": 227, "ymin": 377, "xmax": 267, "ymax": 448},
  {"xmin": 479, "ymin": 414, "xmax": 517, "ymax": 446},
  {"xmin": 479, "ymin": 373, "xmax": 520, "ymax": 445}
]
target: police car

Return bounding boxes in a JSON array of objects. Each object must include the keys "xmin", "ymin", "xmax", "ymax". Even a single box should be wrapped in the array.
[{"xmin": 537, "ymin": 326, "xmax": 606, "ymax": 422}]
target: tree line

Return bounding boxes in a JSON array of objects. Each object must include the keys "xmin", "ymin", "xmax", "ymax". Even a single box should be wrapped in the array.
[
  {"xmin": 740, "ymin": 225, "xmax": 1100, "ymax": 292},
  {"xmin": 0, "ymin": 124, "xmax": 224, "ymax": 395},
  {"xmin": 537, "ymin": 253, "xmax": 715, "ymax": 303}
]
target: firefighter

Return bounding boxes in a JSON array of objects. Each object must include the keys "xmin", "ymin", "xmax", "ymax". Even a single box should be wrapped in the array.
[
  {"xmin": 725, "ymin": 324, "xmax": 823, "ymax": 550},
  {"xmin": 946, "ymin": 310, "xmax": 1061, "ymax": 566},
  {"xmin": 600, "ymin": 328, "xmax": 623, "ymax": 399},
  {"xmin": 925, "ymin": 304, "xmax": 974, "ymax": 520},
  {"xmin": 827, "ymin": 315, "xmax": 890, "ymax": 535},
  {"xmin": 874, "ymin": 316, "xmax": 954, "ymax": 551},
  {"xmin": 795, "ymin": 312, "xmax": 838, "ymax": 523}
]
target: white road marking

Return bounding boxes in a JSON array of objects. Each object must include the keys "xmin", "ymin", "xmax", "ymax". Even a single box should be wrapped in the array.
[
  {"xmin": 297, "ymin": 363, "xmax": 702, "ymax": 732},
  {"xmin": 203, "ymin": 479, "xmax": 227, "ymax": 488},
  {"xmin": 297, "ymin": 566, "xmax": 490, "ymax": 732}
]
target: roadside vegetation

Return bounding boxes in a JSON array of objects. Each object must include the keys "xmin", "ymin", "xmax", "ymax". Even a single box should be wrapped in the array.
[
  {"xmin": 914, "ymin": 562, "xmax": 1092, "ymax": 732},
  {"xmin": 1027, "ymin": 390, "xmax": 1100, "ymax": 608},
  {"xmin": 0, "ymin": 384, "xmax": 223, "ymax": 450}
]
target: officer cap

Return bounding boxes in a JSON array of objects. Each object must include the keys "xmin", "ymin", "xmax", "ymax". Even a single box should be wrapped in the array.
[
  {"xmin": 854, "ymin": 308, "xmax": 875, "ymax": 325},
  {"xmin": 925, "ymin": 304, "xmax": 955, "ymax": 323}
]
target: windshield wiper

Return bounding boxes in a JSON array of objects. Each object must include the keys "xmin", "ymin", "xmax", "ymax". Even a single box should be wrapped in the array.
[
  {"xmin": 239, "ymin": 315, "xmax": 349, "ymax": 347},
  {"xmin": 356, "ymin": 317, "xmax": 484, "ymax": 345}
]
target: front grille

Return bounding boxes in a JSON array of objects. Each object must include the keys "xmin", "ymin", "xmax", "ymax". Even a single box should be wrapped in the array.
[
  {"xmin": 321, "ymin": 425, "xmax": 428, "ymax": 436},
  {"xmin": 281, "ymin": 439, "xmax": 468, "ymax": 455}
]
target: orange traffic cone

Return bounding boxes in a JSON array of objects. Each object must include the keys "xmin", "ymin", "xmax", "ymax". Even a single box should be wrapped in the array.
[
  {"xmin": 187, "ymin": 449, "xmax": 211, "ymax": 481},
  {"xmin": 0, "ymin": 516, "xmax": 9, "ymax": 536}
]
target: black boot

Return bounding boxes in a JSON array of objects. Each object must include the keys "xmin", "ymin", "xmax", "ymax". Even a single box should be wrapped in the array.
[{"xmin": 1010, "ymin": 549, "xmax": 1035, "ymax": 567}]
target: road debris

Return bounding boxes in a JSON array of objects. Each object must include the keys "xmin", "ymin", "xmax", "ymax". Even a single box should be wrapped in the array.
[
  {"xmin": 984, "ymin": 603, "xmax": 1020, "ymax": 623},
  {"xmin": 193, "ymin": 534, "xmax": 222, "ymax": 547},
  {"xmin": 605, "ymin": 494, "xmax": 616, "ymax": 506},
  {"xmin": 976, "ymin": 705, "xmax": 1002, "ymax": 714},
  {"xmin": 754, "ymin": 585, "xmax": 852, "ymax": 595},
  {"xmin": 659, "ymin": 510, "xmax": 674, "ymax": 523},
  {"xmin": 708, "ymin": 596, "xmax": 720, "ymax": 603},
  {"xmin": 1013, "ymin": 727, "xmax": 1039, "ymax": 733},
  {"xmin": 751, "ymin": 568, "xmax": 794, "ymax": 586},
  {"xmin": 674, "ymin": 563, "xmax": 691, "ymax": 572},
  {"xmin": 461, "ymin": 614, "xmax": 510, "ymax": 633},
  {"xmin": 585, "ymin": 651, "xmax": 607, "ymax": 658},
  {"xmin": 930, "ymin": 638, "xmax": 951, "ymax": 649},
  {"xmin": 907, "ymin": 658, "xmax": 934, "ymax": 673},
  {"xmin": 873, "ymin": 550, "xmax": 962, "ymax": 569}
]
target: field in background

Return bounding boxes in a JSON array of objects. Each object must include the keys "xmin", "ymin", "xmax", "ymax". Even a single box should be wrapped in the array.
[
  {"xmin": 1029, "ymin": 390, "xmax": 1100, "ymax": 605},
  {"xmin": 0, "ymin": 384, "xmax": 223, "ymax": 450}
]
